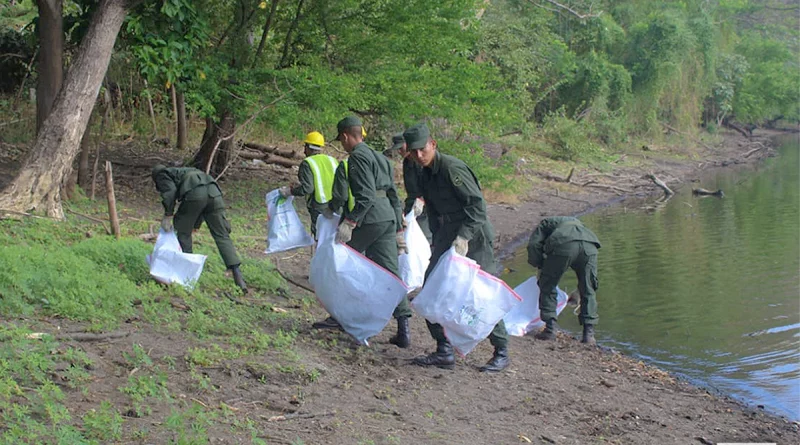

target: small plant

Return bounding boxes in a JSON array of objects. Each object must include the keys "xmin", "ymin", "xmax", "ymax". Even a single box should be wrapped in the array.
[
  {"xmin": 123, "ymin": 343, "xmax": 154, "ymax": 369},
  {"xmin": 82, "ymin": 401, "xmax": 124, "ymax": 441}
]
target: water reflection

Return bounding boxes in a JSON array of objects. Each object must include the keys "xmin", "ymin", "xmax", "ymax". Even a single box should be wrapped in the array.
[{"xmin": 503, "ymin": 135, "xmax": 800, "ymax": 420}]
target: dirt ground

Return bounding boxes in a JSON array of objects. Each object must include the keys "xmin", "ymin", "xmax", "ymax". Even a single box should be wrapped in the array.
[{"xmin": 5, "ymin": 129, "xmax": 800, "ymax": 444}]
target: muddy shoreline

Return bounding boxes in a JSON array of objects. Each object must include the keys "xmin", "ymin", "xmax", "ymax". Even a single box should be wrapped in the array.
[{"xmin": 490, "ymin": 129, "xmax": 784, "ymax": 261}]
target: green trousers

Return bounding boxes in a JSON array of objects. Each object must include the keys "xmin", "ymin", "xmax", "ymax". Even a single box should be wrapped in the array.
[
  {"xmin": 538, "ymin": 240, "xmax": 599, "ymax": 326},
  {"xmin": 424, "ymin": 222, "xmax": 507, "ymax": 350},
  {"xmin": 174, "ymin": 186, "xmax": 241, "ymax": 268},
  {"xmin": 347, "ymin": 220, "xmax": 412, "ymax": 319}
]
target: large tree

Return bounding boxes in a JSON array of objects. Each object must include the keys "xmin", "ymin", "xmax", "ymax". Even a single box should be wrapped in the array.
[
  {"xmin": 0, "ymin": 0, "xmax": 136, "ymax": 219},
  {"xmin": 35, "ymin": 0, "xmax": 64, "ymax": 134}
]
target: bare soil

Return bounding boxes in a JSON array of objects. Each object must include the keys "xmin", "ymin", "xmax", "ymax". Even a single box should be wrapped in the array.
[{"xmin": 6, "ymin": 129, "xmax": 800, "ymax": 444}]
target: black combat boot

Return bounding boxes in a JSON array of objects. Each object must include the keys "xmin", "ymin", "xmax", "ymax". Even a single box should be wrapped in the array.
[
  {"xmin": 389, "ymin": 316, "xmax": 410, "ymax": 348},
  {"xmin": 230, "ymin": 265, "xmax": 247, "ymax": 292},
  {"xmin": 312, "ymin": 316, "xmax": 342, "ymax": 330},
  {"xmin": 534, "ymin": 319, "xmax": 558, "ymax": 340},
  {"xmin": 413, "ymin": 342, "xmax": 455, "ymax": 370},
  {"xmin": 581, "ymin": 324, "xmax": 596, "ymax": 345},
  {"xmin": 479, "ymin": 347, "xmax": 510, "ymax": 372}
]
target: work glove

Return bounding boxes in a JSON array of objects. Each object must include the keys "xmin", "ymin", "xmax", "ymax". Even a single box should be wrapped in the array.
[
  {"xmin": 321, "ymin": 207, "xmax": 334, "ymax": 219},
  {"xmin": 452, "ymin": 235, "xmax": 469, "ymax": 256},
  {"xmin": 412, "ymin": 198, "xmax": 425, "ymax": 217},
  {"xmin": 160, "ymin": 215, "xmax": 174, "ymax": 232},
  {"xmin": 278, "ymin": 186, "xmax": 291, "ymax": 198},
  {"xmin": 397, "ymin": 231, "xmax": 408, "ymax": 255},
  {"xmin": 335, "ymin": 219, "xmax": 356, "ymax": 244}
]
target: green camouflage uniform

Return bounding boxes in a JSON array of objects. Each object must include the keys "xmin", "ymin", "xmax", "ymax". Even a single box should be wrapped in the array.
[
  {"xmin": 527, "ymin": 216, "xmax": 601, "ymax": 326},
  {"xmin": 331, "ymin": 142, "xmax": 411, "ymax": 319},
  {"xmin": 153, "ymin": 166, "xmax": 241, "ymax": 267},
  {"xmin": 417, "ymin": 150, "xmax": 507, "ymax": 350}
]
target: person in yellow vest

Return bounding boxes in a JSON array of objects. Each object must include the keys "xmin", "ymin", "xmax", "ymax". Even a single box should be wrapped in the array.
[{"xmin": 279, "ymin": 131, "xmax": 339, "ymax": 239}]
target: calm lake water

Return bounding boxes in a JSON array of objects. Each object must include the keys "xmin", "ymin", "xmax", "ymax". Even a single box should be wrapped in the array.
[{"xmin": 502, "ymin": 135, "xmax": 800, "ymax": 420}]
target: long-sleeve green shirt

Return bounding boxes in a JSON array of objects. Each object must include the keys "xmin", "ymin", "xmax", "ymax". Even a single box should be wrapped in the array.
[
  {"xmin": 333, "ymin": 143, "xmax": 402, "ymax": 230},
  {"xmin": 402, "ymin": 157, "xmax": 423, "ymax": 215},
  {"xmin": 153, "ymin": 167, "xmax": 218, "ymax": 216},
  {"xmin": 527, "ymin": 216, "xmax": 602, "ymax": 268},
  {"xmin": 419, "ymin": 151, "xmax": 489, "ymax": 241}
]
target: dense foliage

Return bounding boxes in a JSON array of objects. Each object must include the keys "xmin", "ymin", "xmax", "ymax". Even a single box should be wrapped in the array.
[{"xmin": 1, "ymin": 0, "xmax": 797, "ymax": 165}]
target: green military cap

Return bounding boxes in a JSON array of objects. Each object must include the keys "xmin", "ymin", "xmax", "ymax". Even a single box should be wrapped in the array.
[
  {"xmin": 403, "ymin": 123, "xmax": 430, "ymax": 150},
  {"xmin": 151, "ymin": 164, "xmax": 167, "ymax": 181},
  {"xmin": 391, "ymin": 132, "xmax": 405, "ymax": 151},
  {"xmin": 335, "ymin": 115, "xmax": 362, "ymax": 141}
]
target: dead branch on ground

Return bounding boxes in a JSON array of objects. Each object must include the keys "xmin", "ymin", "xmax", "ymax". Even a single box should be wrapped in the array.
[{"xmin": 645, "ymin": 173, "xmax": 674, "ymax": 197}]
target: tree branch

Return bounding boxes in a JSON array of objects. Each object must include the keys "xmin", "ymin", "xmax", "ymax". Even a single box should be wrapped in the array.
[{"xmin": 527, "ymin": 0, "xmax": 602, "ymax": 20}]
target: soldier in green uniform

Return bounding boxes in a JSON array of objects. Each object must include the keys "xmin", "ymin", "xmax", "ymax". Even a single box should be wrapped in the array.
[
  {"xmin": 313, "ymin": 117, "xmax": 413, "ymax": 348},
  {"xmin": 387, "ymin": 133, "xmax": 433, "ymax": 244},
  {"xmin": 403, "ymin": 123, "xmax": 510, "ymax": 372},
  {"xmin": 279, "ymin": 131, "xmax": 338, "ymax": 239},
  {"xmin": 151, "ymin": 165, "xmax": 247, "ymax": 292},
  {"xmin": 527, "ymin": 216, "xmax": 601, "ymax": 344}
]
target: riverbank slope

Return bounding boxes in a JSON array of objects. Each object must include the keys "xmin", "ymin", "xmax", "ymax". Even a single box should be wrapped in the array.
[{"xmin": 0, "ymin": 129, "xmax": 797, "ymax": 444}]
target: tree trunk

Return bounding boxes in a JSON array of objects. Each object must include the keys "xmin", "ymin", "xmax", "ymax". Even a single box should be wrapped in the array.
[
  {"xmin": 36, "ymin": 0, "xmax": 64, "ymax": 134},
  {"xmin": 192, "ymin": 112, "xmax": 235, "ymax": 176},
  {"xmin": 0, "ymin": 0, "xmax": 130, "ymax": 219},
  {"xmin": 176, "ymin": 87, "xmax": 187, "ymax": 151},
  {"xmin": 77, "ymin": 108, "xmax": 95, "ymax": 189},
  {"xmin": 252, "ymin": 0, "xmax": 280, "ymax": 68},
  {"xmin": 278, "ymin": 0, "xmax": 304, "ymax": 69}
]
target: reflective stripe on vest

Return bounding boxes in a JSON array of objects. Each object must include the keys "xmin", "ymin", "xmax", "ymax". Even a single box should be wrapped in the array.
[
  {"xmin": 304, "ymin": 154, "xmax": 338, "ymax": 204},
  {"xmin": 342, "ymin": 159, "xmax": 356, "ymax": 212}
]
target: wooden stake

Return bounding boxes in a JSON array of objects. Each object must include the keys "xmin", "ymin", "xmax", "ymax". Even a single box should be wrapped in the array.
[{"xmin": 105, "ymin": 161, "xmax": 120, "ymax": 239}]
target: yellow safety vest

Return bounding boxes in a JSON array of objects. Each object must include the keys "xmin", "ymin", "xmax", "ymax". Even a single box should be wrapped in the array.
[
  {"xmin": 304, "ymin": 154, "xmax": 339, "ymax": 204},
  {"xmin": 342, "ymin": 159, "xmax": 356, "ymax": 212}
]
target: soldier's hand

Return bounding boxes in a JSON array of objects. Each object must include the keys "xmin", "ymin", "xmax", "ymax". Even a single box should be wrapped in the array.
[
  {"xmin": 335, "ymin": 219, "xmax": 356, "ymax": 244},
  {"xmin": 396, "ymin": 231, "xmax": 408, "ymax": 255},
  {"xmin": 160, "ymin": 215, "xmax": 174, "ymax": 233},
  {"xmin": 452, "ymin": 235, "xmax": 469, "ymax": 256},
  {"xmin": 278, "ymin": 185, "xmax": 291, "ymax": 198},
  {"xmin": 412, "ymin": 198, "xmax": 425, "ymax": 217}
]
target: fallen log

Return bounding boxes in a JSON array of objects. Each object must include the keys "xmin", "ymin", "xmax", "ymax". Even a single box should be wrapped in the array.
[
  {"xmin": 243, "ymin": 142, "xmax": 301, "ymax": 159},
  {"xmin": 692, "ymin": 188, "xmax": 724, "ymax": 198},
  {"xmin": 645, "ymin": 173, "xmax": 674, "ymax": 197},
  {"xmin": 265, "ymin": 154, "xmax": 302, "ymax": 168},
  {"xmin": 743, "ymin": 143, "xmax": 767, "ymax": 158},
  {"xmin": 56, "ymin": 331, "xmax": 130, "ymax": 342}
]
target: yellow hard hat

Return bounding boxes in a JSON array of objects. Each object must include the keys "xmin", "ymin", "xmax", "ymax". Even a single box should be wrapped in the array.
[{"xmin": 304, "ymin": 131, "xmax": 325, "ymax": 148}]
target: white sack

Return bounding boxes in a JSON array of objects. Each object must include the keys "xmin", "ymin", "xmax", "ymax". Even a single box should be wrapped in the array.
[
  {"xmin": 398, "ymin": 210, "xmax": 431, "ymax": 292},
  {"xmin": 309, "ymin": 215, "xmax": 408, "ymax": 345},
  {"xmin": 411, "ymin": 248, "xmax": 522, "ymax": 355},
  {"xmin": 147, "ymin": 230, "xmax": 207, "ymax": 289},
  {"xmin": 264, "ymin": 189, "xmax": 314, "ymax": 254},
  {"xmin": 504, "ymin": 276, "xmax": 569, "ymax": 336}
]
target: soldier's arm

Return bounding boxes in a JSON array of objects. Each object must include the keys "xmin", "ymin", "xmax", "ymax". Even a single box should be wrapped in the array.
[
  {"xmin": 527, "ymin": 222, "xmax": 548, "ymax": 268},
  {"xmin": 154, "ymin": 174, "xmax": 178, "ymax": 216},
  {"xmin": 346, "ymin": 151, "xmax": 375, "ymax": 224},
  {"xmin": 291, "ymin": 161, "xmax": 314, "ymax": 197},
  {"xmin": 329, "ymin": 162, "xmax": 348, "ymax": 215},
  {"xmin": 386, "ymin": 171, "xmax": 404, "ymax": 232},
  {"xmin": 448, "ymin": 163, "xmax": 486, "ymax": 241},
  {"xmin": 402, "ymin": 159, "xmax": 421, "ymax": 215}
]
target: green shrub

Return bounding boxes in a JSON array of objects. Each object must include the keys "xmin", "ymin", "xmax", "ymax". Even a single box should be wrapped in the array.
[
  {"xmin": 71, "ymin": 237, "xmax": 152, "ymax": 284},
  {"xmin": 542, "ymin": 113, "xmax": 600, "ymax": 161},
  {"xmin": 0, "ymin": 244, "xmax": 141, "ymax": 327}
]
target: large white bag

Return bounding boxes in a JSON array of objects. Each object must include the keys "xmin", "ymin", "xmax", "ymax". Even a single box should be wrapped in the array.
[
  {"xmin": 503, "ymin": 276, "xmax": 569, "ymax": 337},
  {"xmin": 398, "ymin": 210, "xmax": 431, "ymax": 292},
  {"xmin": 264, "ymin": 189, "xmax": 314, "ymax": 254},
  {"xmin": 147, "ymin": 230, "xmax": 207, "ymax": 289},
  {"xmin": 309, "ymin": 215, "xmax": 408, "ymax": 345},
  {"xmin": 411, "ymin": 248, "xmax": 522, "ymax": 355}
]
